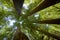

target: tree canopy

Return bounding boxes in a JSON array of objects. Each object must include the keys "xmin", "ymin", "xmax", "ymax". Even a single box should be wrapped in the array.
[{"xmin": 0, "ymin": 0, "xmax": 60, "ymax": 40}]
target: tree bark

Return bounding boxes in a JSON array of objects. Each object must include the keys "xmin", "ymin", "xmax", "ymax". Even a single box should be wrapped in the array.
[
  {"xmin": 33, "ymin": 18, "xmax": 60, "ymax": 24},
  {"xmin": 28, "ymin": 0, "xmax": 60, "ymax": 16},
  {"xmin": 13, "ymin": 27, "xmax": 29, "ymax": 40},
  {"xmin": 13, "ymin": 0, "xmax": 24, "ymax": 15}
]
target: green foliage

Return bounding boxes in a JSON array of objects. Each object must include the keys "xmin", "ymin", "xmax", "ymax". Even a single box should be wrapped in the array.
[
  {"xmin": 0, "ymin": 0, "xmax": 60, "ymax": 40},
  {"xmin": 39, "ymin": 3, "xmax": 60, "ymax": 20}
]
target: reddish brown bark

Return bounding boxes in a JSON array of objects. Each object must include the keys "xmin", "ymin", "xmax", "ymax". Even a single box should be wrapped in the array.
[{"xmin": 13, "ymin": 27, "xmax": 29, "ymax": 40}]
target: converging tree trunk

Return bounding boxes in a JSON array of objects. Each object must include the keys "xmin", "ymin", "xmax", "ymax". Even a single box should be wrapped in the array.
[{"xmin": 13, "ymin": 26, "xmax": 29, "ymax": 40}]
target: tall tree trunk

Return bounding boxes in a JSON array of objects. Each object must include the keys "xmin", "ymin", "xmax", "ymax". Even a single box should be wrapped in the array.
[
  {"xmin": 28, "ymin": 0, "xmax": 60, "ymax": 16},
  {"xmin": 33, "ymin": 18, "xmax": 60, "ymax": 24},
  {"xmin": 13, "ymin": 27, "xmax": 29, "ymax": 40}
]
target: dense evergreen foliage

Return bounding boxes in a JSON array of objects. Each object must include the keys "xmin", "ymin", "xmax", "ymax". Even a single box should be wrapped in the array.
[{"xmin": 0, "ymin": 0, "xmax": 60, "ymax": 40}]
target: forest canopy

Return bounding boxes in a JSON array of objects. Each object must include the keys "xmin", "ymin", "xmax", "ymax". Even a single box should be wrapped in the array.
[{"xmin": 0, "ymin": 0, "xmax": 60, "ymax": 40}]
